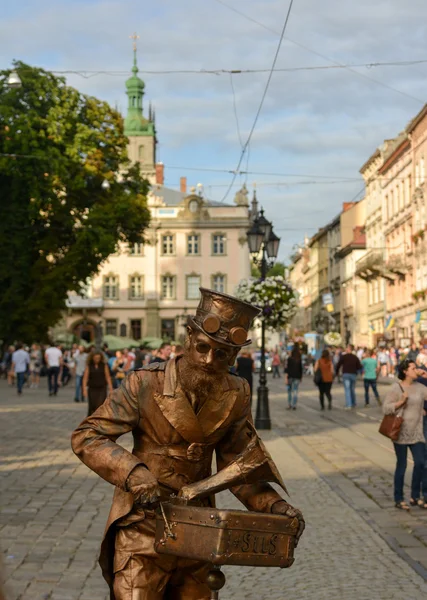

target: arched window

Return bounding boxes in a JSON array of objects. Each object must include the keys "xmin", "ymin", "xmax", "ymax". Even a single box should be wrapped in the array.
[{"xmin": 120, "ymin": 323, "xmax": 127, "ymax": 337}]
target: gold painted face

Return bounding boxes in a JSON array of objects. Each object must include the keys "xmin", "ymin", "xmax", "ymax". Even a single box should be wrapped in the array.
[{"xmin": 187, "ymin": 329, "xmax": 238, "ymax": 372}]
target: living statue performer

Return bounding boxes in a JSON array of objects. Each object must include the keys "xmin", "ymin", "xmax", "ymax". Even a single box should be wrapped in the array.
[{"xmin": 71, "ymin": 289, "xmax": 305, "ymax": 600}]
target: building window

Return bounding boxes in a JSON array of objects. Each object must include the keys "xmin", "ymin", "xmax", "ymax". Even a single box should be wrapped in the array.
[
  {"xmin": 212, "ymin": 274, "xmax": 226, "ymax": 293},
  {"xmin": 161, "ymin": 275, "xmax": 176, "ymax": 299},
  {"xmin": 105, "ymin": 319, "xmax": 117, "ymax": 336},
  {"xmin": 373, "ymin": 280, "xmax": 379, "ymax": 304},
  {"xmin": 130, "ymin": 319, "xmax": 142, "ymax": 340},
  {"xmin": 129, "ymin": 275, "xmax": 144, "ymax": 299},
  {"xmin": 138, "ymin": 145, "xmax": 145, "ymax": 160},
  {"xmin": 395, "ymin": 186, "xmax": 400, "ymax": 211},
  {"xmin": 161, "ymin": 319, "xmax": 175, "ymax": 340},
  {"xmin": 129, "ymin": 242, "xmax": 144, "ymax": 256},
  {"xmin": 161, "ymin": 234, "xmax": 175, "ymax": 255},
  {"xmin": 186, "ymin": 275, "xmax": 201, "ymax": 299},
  {"xmin": 212, "ymin": 233, "xmax": 226, "ymax": 255},
  {"xmin": 187, "ymin": 234, "xmax": 200, "ymax": 255},
  {"xmin": 416, "ymin": 162, "xmax": 420, "ymax": 187},
  {"xmin": 120, "ymin": 323, "xmax": 127, "ymax": 337},
  {"xmin": 103, "ymin": 275, "xmax": 119, "ymax": 300}
]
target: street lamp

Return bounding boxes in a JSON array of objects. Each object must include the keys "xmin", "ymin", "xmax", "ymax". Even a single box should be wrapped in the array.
[
  {"xmin": 247, "ymin": 207, "xmax": 280, "ymax": 430},
  {"xmin": 6, "ymin": 69, "xmax": 22, "ymax": 89}
]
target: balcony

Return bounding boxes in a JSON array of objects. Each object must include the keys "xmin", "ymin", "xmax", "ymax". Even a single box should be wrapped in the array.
[
  {"xmin": 385, "ymin": 254, "xmax": 410, "ymax": 277},
  {"xmin": 355, "ymin": 249, "xmax": 384, "ymax": 280},
  {"xmin": 66, "ymin": 294, "xmax": 104, "ymax": 311}
]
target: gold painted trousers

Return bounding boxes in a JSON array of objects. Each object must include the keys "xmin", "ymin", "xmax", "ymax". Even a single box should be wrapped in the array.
[{"xmin": 113, "ymin": 511, "xmax": 211, "ymax": 600}]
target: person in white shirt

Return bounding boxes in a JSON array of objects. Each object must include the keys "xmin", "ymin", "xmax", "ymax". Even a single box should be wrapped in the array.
[
  {"xmin": 12, "ymin": 344, "xmax": 30, "ymax": 395},
  {"xmin": 74, "ymin": 346, "xmax": 88, "ymax": 402},
  {"xmin": 45, "ymin": 343, "xmax": 63, "ymax": 396}
]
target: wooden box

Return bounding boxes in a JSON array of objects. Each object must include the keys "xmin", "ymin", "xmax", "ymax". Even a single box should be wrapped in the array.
[{"xmin": 155, "ymin": 502, "xmax": 298, "ymax": 568}]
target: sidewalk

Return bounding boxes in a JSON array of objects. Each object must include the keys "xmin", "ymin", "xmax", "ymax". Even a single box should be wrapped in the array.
[
  {"xmin": 267, "ymin": 376, "xmax": 427, "ymax": 574},
  {"xmin": 1, "ymin": 377, "xmax": 426, "ymax": 599}
]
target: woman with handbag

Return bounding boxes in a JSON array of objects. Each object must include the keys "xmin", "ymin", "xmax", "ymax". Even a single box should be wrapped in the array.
[
  {"xmin": 314, "ymin": 349, "xmax": 334, "ymax": 410},
  {"xmin": 383, "ymin": 360, "xmax": 427, "ymax": 510}
]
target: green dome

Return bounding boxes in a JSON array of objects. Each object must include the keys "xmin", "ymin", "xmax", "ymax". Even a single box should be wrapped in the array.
[{"xmin": 124, "ymin": 50, "xmax": 155, "ymax": 138}]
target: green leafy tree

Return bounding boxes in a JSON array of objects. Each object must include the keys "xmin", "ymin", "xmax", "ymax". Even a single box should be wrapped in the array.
[
  {"xmin": 251, "ymin": 261, "xmax": 286, "ymax": 278},
  {"xmin": 0, "ymin": 62, "xmax": 150, "ymax": 345}
]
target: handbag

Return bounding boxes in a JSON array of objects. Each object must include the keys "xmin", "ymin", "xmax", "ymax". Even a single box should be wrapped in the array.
[
  {"xmin": 313, "ymin": 367, "xmax": 322, "ymax": 385},
  {"xmin": 378, "ymin": 383, "xmax": 406, "ymax": 441}
]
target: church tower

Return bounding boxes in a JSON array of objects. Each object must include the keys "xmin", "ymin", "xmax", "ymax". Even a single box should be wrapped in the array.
[{"xmin": 124, "ymin": 35, "xmax": 157, "ymax": 183}]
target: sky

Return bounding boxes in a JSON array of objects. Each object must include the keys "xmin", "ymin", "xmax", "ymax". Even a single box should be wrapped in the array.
[{"xmin": 2, "ymin": 0, "xmax": 427, "ymax": 260}]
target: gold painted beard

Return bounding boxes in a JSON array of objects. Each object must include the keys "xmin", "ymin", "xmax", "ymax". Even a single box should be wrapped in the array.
[{"xmin": 179, "ymin": 350, "xmax": 222, "ymax": 399}]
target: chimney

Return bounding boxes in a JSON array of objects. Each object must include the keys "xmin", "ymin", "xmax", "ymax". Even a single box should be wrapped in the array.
[
  {"xmin": 342, "ymin": 201, "xmax": 356, "ymax": 212},
  {"xmin": 180, "ymin": 176, "xmax": 187, "ymax": 194},
  {"xmin": 155, "ymin": 162, "xmax": 164, "ymax": 185}
]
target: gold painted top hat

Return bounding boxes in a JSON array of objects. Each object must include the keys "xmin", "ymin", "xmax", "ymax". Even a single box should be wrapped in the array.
[{"xmin": 188, "ymin": 288, "xmax": 261, "ymax": 348}]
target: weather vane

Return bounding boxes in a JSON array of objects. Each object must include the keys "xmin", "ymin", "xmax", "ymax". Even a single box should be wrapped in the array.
[{"xmin": 129, "ymin": 32, "xmax": 139, "ymax": 51}]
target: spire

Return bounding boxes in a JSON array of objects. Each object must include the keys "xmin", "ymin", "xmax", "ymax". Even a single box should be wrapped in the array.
[
  {"xmin": 124, "ymin": 32, "xmax": 155, "ymax": 138},
  {"xmin": 250, "ymin": 184, "xmax": 259, "ymax": 222},
  {"xmin": 131, "ymin": 32, "xmax": 139, "ymax": 76}
]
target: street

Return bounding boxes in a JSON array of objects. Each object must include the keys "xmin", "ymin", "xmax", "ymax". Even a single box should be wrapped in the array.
[{"xmin": 1, "ymin": 375, "xmax": 427, "ymax": 600}]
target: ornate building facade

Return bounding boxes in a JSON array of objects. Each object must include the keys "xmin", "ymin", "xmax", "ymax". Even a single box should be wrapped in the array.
[{"xmin": 61, "ymin": 50, "xmax": 251, "ymax": 343}]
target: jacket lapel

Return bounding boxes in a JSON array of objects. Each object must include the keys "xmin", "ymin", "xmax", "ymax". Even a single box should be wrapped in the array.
[
  {"xmin": 198, "ymin": 377, "xmax": 239, "ymax": 438},
  {"xmin": 153, "ymin": 359, "xmax": 205, "ymax": 443}
]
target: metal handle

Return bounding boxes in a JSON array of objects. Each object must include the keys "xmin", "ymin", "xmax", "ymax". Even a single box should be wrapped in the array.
[{"xmin": 159, "ymin": 502, "xmax": 176, "ymax": 543}]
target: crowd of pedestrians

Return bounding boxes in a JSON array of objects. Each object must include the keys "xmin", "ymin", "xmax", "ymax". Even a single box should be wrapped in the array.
[
  {"xmin": 280, "ymin": 341, "xmax": 427, "ymax": 512},
  {"xmin": 2, "ymin": 336, "xmax": 426, "ymax": 512},
  {"xmin": 0, "ymin": 341, "xmax": 181, "ymax": 413}
]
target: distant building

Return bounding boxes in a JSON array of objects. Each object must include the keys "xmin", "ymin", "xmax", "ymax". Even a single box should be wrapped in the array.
[
  {"xmin": 60, "ymin": 49, "xmax": 251, "ymax": 343},
  {"xmin": 336, "ymin": 199, "xmax": 368, "ymax": 347},
  {"xmin": 356, "ymin": 146, "xmax": 386, "ymax": 347},
  {"xmin": 327, "ymin": 214, "xmax": 341, "ymax": 330},
  {"xmin": 408, "ymin": 106, "xmax": 427, "ymax": 342}
]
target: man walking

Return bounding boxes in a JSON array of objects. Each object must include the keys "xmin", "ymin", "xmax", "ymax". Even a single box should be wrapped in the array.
[
  {"xmin": 336, "ymin": 344, "xmax": 362, "ymax": 409},
  {"xmin": 407, "ymin": 342, "xmax": 420, "ymax": 363},
  {"xmin": 149, "ymin": 342, "xmax": 172, "ymax": 364},
  {"xmin": 236, "ymin": 349, "xmax": 255, "ymax": 403},
  {"xmin": 12, "ymin": 343, "xmax": 30, "ymax": 395},
  {"xmin": 45, "ymin": 342, "xmax": 63, "ymax": 397},
  {"xmin": 271, "ymin": 351, "xmax": 281, "ymax": 378}
]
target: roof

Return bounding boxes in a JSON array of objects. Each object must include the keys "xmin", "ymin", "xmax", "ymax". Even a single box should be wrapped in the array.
[
  {"xmin": 378, "ymin": 132, "xmax": 410, "ymax": 175},
  {"xmin": 359, "ymin": 148, "xmax": 381, "ymax": 175},
  {"xmin": 308, "ymin": 226, "xmax": 329, "ymax": 247},
  {"xmin": 150, "ymin": 185, "xmax": 232, "ymax": 207},
  {"xmin": 406, "ymin": 103, "xmax": 427, "ymax": 134}
]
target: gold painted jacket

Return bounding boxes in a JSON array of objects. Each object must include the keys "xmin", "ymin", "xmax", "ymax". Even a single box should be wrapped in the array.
[{"xmin": 71, "ymin": 358, "xmax": 286, "ymax": 584}]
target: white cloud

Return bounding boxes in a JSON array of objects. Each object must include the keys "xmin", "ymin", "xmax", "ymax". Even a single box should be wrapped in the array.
[{"xmin": 2, "ymin": 0, "xmax": 427, "ymax": 260}]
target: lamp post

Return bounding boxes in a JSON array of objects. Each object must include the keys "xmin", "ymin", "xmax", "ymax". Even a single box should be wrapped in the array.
[{"xmin": 247, "ymin": 208, "xmax": 280, "ymax": 430}]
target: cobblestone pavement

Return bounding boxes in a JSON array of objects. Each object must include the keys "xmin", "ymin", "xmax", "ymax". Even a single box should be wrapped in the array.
[{"xmin": 1, "ymin": 375, "xmax": 427, "ymax": 599}]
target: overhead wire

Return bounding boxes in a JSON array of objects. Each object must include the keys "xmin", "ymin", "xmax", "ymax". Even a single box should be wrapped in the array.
[
  {"xmin": 14, "ymin": 59, "xmax": 425, "ymax": 77},
  {"xmin": 1, "ymin": 153, "xmax": 420, "ymax": 187},
  {"xmin": 229, "ymin": 72, "xmax": 244, "ymax": 148},
  {"xmin": 220, "ymin": 0, "xmax": 296, "ymax": 203},
  {"xmin": 212, "ymin": 0, "xmax": 426, "ymax": 104}
]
